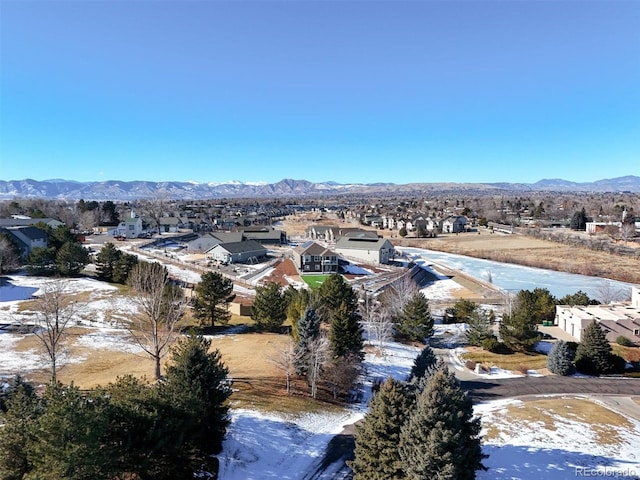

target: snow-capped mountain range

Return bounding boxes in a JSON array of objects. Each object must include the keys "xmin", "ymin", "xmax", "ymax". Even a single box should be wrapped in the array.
[{"xmin": 0, "ymin": 176, "xmax": 638, "ymax": 200}]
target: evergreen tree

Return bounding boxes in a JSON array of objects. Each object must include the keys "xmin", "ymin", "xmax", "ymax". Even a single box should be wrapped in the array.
[
  {"xmin": 286, "ymin": 287, "xmax": 310, "ymax": 342},
  {"xmin": 28, "ymin": 383, "xmax": 112, "ymax": 479},
  {"xmin": 0, "ymin": 381, "xmax": 40, "ymax": 480},
  {"xmin": 570, "ymin": 207, "xmax": 589, "ymax": 230},
  {"xmin": 350, "ymin": 378, "xmax": 414, "ymax": 480},
  {"xmin": 575, "ymin": 321, "xmax": 615, "ymax": 375},
  {"xmin": 547, "ymin": 340, "xmax": 576, "ymax": 376},
  {"xmin": 399, "ymin": 366, "xmax": 486, "ymax": 480},
  {"xmin": 102, "ymin": 375, "xmax": 194, "ymax": 479},
  {"xmin": 192, "ymin": 271, "xmax": 236, "ymax": 327},
  {"xmin": 163, "ymin": 332, "xmax": 231, "ymax": 455},
  {"xmin": 408, "ymin": 345, "xmax": 438, "ymax": 383},
  {"xmin": 55, "ymin": 241, "xmax": 90, "ymax": 276},
  {"xmin": 251, "ymin": 281, "xmax": 287, "ymax": 331},
  {"xmin": 329, "ymin": 303, "xmax": 364, "ymax": 360},
  {"xmin": 466, "ymin": 309, "xmax": 495, "ymax": 347},
  {"xmin": 95, "ymin": 242, "xmax": 120, "ymax": 281},
  {"xmin": 395, "ymin": 292, "xmax": 434, "ymax": 342},
  {"xmin": 27, "ymin": 246, "xmax": 56, "ymax": 274},
  {"xmin": 318, "ymin": 273, "xmax": 358, "ymax": 319},
  {"xmin": 294, "ymin": 307, "xmax": 321, "ymax": 375},
  {"xmin": 445, "ymin": 298, "xmax": 478, "ymax": 323},
  {"xmin": 558, "ymin": 290, "xmax": 598, "ymax": 306},
  {"xmin": 111, "ymin": 252, "xmax": 138, "ymax": 284},
  {"xmin": 498, "ymin": 289, "xmax": 555, "ymax": 352}
]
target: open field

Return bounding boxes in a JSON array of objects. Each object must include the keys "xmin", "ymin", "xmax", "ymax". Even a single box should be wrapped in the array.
[
  {"xmin": 461, "ymin": 346, "xmax": 549, "ymax": 373},
  {"xmin": 395, "ymin": 230, "xmax": 640, "ymax": 285}
]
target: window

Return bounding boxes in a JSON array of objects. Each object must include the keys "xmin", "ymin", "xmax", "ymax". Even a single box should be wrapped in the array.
[
  {"xmin": 304, "ymin": 265, "xmax": 310, "ymax": 271},
  {"xmin": 315, "ymin": 264, "xmax": 320, "ymax": 271},
  {"xmin": 635, "ymin": 329, "xmax": 639, "ymax": 336},
  {"xmin": 314, "ymin": 256, "xmax": 322, "ymax": 262},
  {"xmin": 303, "ymin": 255, "xmax": 311, "ymax": 263}
]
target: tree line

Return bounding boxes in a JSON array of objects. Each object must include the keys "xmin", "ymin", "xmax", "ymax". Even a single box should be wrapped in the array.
[{"xmin": 0, "ymin": 333, "xmax": 231, "ymax": 480}]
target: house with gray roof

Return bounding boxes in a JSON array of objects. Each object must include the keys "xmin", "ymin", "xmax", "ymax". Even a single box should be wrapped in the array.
[
  {"xmin": 292, "ymin": 241, "xmax": 339, "ymax": 274},
  {"xmin": 205, "ymin": 240, "xmax": 267, "ymax": 264},
  {"xmin": 1, "ymin": 226, "xmax": 48, "ymax": 258},
  {"xmin": 334, "ymin": 236, "xmax": 395, "ymax": 265},
  {"xmin": 0, "ymin": 217, "xmax": 64, "ymax": 229}
]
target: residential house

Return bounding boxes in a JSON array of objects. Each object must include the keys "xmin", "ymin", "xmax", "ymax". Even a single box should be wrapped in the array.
[
  {"xmin": 241, "ymin": 227, "xmax": 287, "ymax": 245},
  {"xmin": 441, "ymin": 215, "xmax": 468, "ymax": 233},
  {"xmin": 1, "ymin": 226, "xmax": 48, "ymax": 258},
  {"xmin": 334, "ymin": 236, "xmax": 395, "ymax": 265},
  {"xmin": 292, "ymin": 241, "xmax": 339, "ymax": 274},
  {"xmin": 0, "ymin": 217, "xmax": 64, "ymax": 229},
  {"xmin": 115, "ymin": 217, "xmax": 144, "ymax": 239},
  {"xmin": 555, "ymin": 286, "xmax": 640, "ymax": 344},
  {"xmin": 205, "ymin": 240, "xmax": 267, "ymax": 265},
  {"xmin": 158, "ymin": 217, "xmax": 184, "ymax": 233}
]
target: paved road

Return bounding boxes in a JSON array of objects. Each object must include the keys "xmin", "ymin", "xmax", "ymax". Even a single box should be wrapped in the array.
[{"xmin": 462, "ymin": 376, "xmax": 640, "ymax": 403}]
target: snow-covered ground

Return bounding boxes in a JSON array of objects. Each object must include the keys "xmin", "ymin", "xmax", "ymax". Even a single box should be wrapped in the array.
[{"xmin": 476, "ymin": 398, "xmax": 640, "ymax": 480}]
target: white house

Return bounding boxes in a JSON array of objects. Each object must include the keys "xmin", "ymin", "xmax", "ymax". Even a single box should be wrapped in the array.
[
  {"xmin": 555, "ymin": 286, "xmax": 640, "ymax": 344},
  {"xmin": 115, "ymin": 217, "xmax": 144, "ymax": 238},
  {"xmin": 441, "ymin": 215, "xmax": 468, "ymax": 233},
  {"xmin": 334, "ymin": 236, "xmax": 395, "ymax": 265}
]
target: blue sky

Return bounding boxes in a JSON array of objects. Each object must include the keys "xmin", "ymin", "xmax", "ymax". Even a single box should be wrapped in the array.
[{"xmin": 1, "ymin": 1, "xmax": 638, "ymax": 185}]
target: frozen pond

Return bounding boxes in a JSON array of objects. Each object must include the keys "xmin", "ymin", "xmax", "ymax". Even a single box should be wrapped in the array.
[{"xmin": 398, "ymin": 247, "xmax": 636, "ymax": 301}]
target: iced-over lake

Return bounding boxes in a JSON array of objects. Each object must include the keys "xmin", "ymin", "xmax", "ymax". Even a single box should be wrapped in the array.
[{"xmin": 398, "ymin": 247, "xmax": 636, "ymax": 301}]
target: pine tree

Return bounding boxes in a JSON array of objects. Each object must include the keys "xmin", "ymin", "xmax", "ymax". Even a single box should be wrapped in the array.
[
  {"xmin": 192, "ymin": 271, "xmax": 236, "ymax": 327},
  {"xmin": 28, "ymin": 383, "xmax": 112, "ymax": 479},
  {"xmin": 163, "ymin": 332, "xmax": 231, "ymax": 455},
  {"xmin": 408, "ymin": 345, "xmax": 438, "ymax": 383},
  {"xmin": 395, "ymin": 292, "xmax": 434, "ymax": 342},
  {"xmin": 318, "ymin": 273, "xmax": 358, "ymax": 318},
  {"xmin": 294, "ymin": 307, "xmax": 321, "ymax": 375},
  {"xmin": 575, "ymin": 321, "xmax": 615, "ymax": 375},
  {"xmin": 547, "ymin": 340, "xmax": 576, "ymax": 376},
  {"xmin": 0, "ymin": 380, "xmax": 40, "ymax": 480},
  {"xmin": 466, "ymin": 309, "xmax": 495, "ymax": 346},
  {"xmin": 350, "ymin": 378, "xmax": 414, "ymax": 480},
  {"xmin": 111, "ymin": 252, "xmax": 138, "ymax": 284},
  {"xmin": 399, "ymin": 365, "xmax": 486, "ymax": 480},
  {"xmin": 95, "ymin": 242, "xmax": 121, "ymax": 282},
  {"xmin": 251, "ymin": 281, "xmax": 287, "ymax": 331},
  {"xmin": 329, "ymin": 303, "xmax": 364, "ymax": 360},
  {"xmin": 55, "ymin": 241, "xmax": 90, "ymax": 276}
]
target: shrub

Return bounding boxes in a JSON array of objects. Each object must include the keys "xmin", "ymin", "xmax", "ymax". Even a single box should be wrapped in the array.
[
  {"xmin": 616, "ymin": 336, "xmax": 634, "ymax": 347},
  {"xmin": 516, "ymin": 365, "xmax": 529, "ymax": 375},
  {"xmin": 482, "ymin": 336, "xmax": 512, "ymax": 354}
]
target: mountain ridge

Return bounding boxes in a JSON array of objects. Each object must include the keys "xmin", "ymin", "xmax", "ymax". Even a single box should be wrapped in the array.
[{"xmin": 0, "ymin": 176, "xmax": 638, "ymax": 200}]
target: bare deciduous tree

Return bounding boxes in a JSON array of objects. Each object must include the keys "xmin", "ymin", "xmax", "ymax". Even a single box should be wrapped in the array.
[
  {"xmin": 308, "ymin": 335, "xmax": 329, "ymax": 399},
  {"xmin": 595, "ymin": 281, "xmax": 629, "ymax": 305},
  {"xmin": 380, "ymin": 274, "xmax": 420, "ymax": 320},
  {"xmin": 139, "ymin": 195, "xmax": 167, "ymax": 235},
  {"xmin": 358, "ymin": 287, "xmax": 393, "ymax": 355},
  {"xmin": 125, "ymin": 262, "xmax": 187, "ymax": 379},
  {"xmin": 0, "ymin": 236, "xmax": 21, "ymax": 274},
  {"xmin": 32, "ymin": 278, "xmax": 78, "ymax": 382},
  {"xmin": 270, "ymin": 342, "xmax": 296, "ymax": 394}
]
